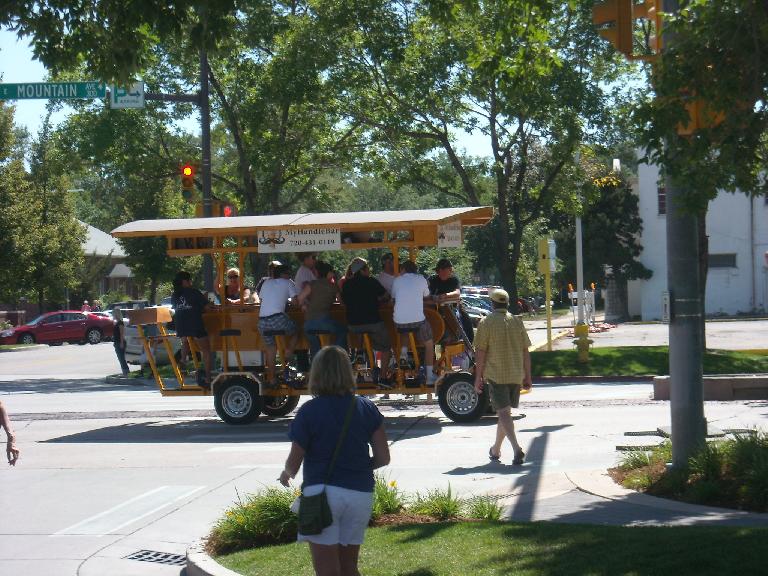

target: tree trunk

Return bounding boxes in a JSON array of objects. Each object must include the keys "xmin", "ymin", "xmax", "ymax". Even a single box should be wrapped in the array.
[{"xmin": 697, "ymin": 211, "xmax": 708, "ymax": 350}]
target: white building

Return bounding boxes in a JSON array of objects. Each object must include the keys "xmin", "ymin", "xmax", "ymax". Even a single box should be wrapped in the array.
[{"xmin": 628, "ymin": 162, "xmax": 768, "ymax": 320}]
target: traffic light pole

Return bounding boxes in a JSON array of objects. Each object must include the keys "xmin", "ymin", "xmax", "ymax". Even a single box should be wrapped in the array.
[
  {"xmin": 200, "ymin": 48, "xmax": 214, "ymax": 292},
  {"xmin": 663, "ymin": 0, "xmax": 707, "ymax": 468}
]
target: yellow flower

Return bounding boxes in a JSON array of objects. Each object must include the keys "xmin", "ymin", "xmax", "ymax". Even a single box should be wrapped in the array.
[{"xmin": 389, "ymin": 480, "xmax": 397, "ymax": 488}]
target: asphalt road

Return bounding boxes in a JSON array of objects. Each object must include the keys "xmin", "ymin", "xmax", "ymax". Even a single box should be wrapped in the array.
[{"xmin": 1, "ymin": 324, "xmax": 767, "ymax": 576}]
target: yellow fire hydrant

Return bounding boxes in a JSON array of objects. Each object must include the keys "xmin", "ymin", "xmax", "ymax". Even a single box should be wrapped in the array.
[{"xmin": 573, "ymin": 323, "xmax": 593, "ymax": 363}]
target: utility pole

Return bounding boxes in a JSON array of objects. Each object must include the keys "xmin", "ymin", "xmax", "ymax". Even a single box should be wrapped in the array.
[
  {"xmin": 663, "ymin": 0, "xmax": 707, "ymax": 467},
  {"xmin": 200, "ymin": 48, "xmax": 213, "ymax": 292}
]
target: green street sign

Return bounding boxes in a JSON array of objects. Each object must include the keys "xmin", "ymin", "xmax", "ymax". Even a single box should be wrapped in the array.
[{"xmin": 0, "ymin": 81, "xmax": 107, "ymax": 100}]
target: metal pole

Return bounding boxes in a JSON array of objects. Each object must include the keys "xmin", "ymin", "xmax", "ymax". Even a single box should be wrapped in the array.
[
  {"xmin": 545, "ymin": 266, "xmax": 552, "ymax": 351},
  {"xmin": 574, "ymin": 150, "xmax": 585, "ymax": 325},
  {"xmin": 664, "ymin": 0, "xmax": 706, "ymax": 468},
  {"xmin": 575, "ymin": 214, "xmax": 585, "ymax": 325},
  {"xmin": 200, "ymin": 48, "xmax": 213, "ymax": 292}
]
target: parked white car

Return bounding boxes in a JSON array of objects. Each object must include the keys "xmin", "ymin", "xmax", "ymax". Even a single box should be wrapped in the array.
[{"xmin": 120, "ymin": 300, "xmax": 183, "ymax": 366}]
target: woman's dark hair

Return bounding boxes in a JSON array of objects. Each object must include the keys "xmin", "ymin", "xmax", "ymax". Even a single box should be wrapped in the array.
[
  {"xmin": 315, "ymin": 261, "xmax": 332, "ymax": 278},
  {"xmin": 173, "ymin": 271, "xmax": 192, "ymax": 297}
]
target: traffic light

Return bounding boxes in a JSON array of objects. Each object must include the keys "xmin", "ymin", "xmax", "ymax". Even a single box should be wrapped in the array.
[
  {"xmin": 592, "ymin": 0, "xmax": 662, "ymax": 60},
  {"xmin": 592, "ymin": 0, "xmax": 633, "ymax": 58},
  {"xmin": 634, "ymin": 0, "xmax": 663, "ymax": 54},
  {"xmin": 180, "ymin": 163, "xmax": 196, "ymax": 201},
  {"xmin": 195, "ymin": 199, "xmax": 237, "ymax": 217}
]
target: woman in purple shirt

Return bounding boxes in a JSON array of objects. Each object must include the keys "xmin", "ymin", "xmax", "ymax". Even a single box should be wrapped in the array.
[{"xmin": 280, "ymin": 346, "xmax": 390, "ymax": 575}]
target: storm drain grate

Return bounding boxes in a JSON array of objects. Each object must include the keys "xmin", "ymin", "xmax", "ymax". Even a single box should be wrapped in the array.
[{"xmin": 125, "ymin": 550, "xmax": 186, "ymax": 566}]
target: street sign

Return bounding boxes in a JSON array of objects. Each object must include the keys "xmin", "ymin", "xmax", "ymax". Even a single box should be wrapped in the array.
[
  {"xmin": 0, "ymin": 81, "xmax": 106, "ymax": 100},
  {"xmin": 110, "ymin": 82, "xmax": 145, "ymax": 109}
]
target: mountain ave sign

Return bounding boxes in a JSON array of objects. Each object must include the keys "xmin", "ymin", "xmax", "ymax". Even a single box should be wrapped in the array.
[{"xmin": 0, "ymin": 81, "xmax": 106, "ymax": 100}]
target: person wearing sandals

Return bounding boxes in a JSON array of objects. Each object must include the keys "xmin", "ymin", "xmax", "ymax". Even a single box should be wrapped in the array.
[
  {"xmin": 473, "ymin": 288, "xmax": 532, "ymax": 465},
  {"xmin": 171, "ymin": 271, "xmax": 214, "ymax": 388},
  {"xmin": 279, "ymin": 346, "xmax": 390, "ymax": 576}
]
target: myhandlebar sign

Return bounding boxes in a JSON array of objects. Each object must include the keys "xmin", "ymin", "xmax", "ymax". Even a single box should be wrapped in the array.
[
  {"xmin": 257, "ymin": 228, "xmax": 341, "ymax": 253},
  {"xmin": 437, "ymin": 221, "xmax": 462, "ymax": 248},
  {"xmin": 0, "ymin": 81, "xmax": 106, "ymax": 100}
]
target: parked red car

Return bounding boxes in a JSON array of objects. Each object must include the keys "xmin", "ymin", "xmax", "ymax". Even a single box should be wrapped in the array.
[{"xmin": 0, "ymin": 311, "xmax": 114, "ymax": 346}]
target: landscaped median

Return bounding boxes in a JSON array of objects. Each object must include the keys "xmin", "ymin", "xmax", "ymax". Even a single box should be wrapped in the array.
[
  {"xmin": 531, "ymin": 346, "xmax": 768, "ymax": 378},
  {"xmin": 612, "ymin": 431, "xmax": 768, "ymax": 515},
  {"xmin": 193, "ymin": 474, "xmax": 768, "ymax": 576}
]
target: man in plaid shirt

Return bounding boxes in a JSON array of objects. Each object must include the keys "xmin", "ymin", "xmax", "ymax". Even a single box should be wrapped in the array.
[{"xmin": 473, "ymin": 288, "xmax": 532, "ymax": 465}]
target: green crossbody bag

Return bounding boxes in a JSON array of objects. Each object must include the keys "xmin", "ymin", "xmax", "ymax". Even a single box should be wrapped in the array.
[{"xmin": 297, "ymin": 395, "xmax": 357, "ymax": 536}]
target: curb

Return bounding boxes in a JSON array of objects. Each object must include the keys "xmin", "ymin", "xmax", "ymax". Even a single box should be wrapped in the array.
[
  {"xmin": 530, "ymin": 328, "xmax": 570, "ymax": 352},
  {"xmin": 565, "ymin": 469, "xmax": 768, "ymax": 524},
  {"xmin": 533, "ymin": 375, "xmax": 654, "ymax": 384},
  {"xmin": 0, "ymin": 344, "xmax": 47, "ymax": 353},
  {"xmin": 187, "ymin": 541, "xmax": 240, "ymax": 576},
  {"xmin": 103, "ymin": 375, "xmax": 155, "ymax": 386}
]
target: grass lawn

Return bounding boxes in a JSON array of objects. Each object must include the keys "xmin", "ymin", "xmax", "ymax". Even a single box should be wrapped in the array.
[
  {"xmin": 531, "ymin": 346, "xmax": 768, "ymax": 377},
  {"xmin": 217, "ymin": 520, "xmax": 768, "ymax": 576},
  {"xmin": 0, "ymin": 344, "xmax": 32, "ymax": 350}
]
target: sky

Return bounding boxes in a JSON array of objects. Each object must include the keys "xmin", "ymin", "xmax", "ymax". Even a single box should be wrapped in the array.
[{"xmin": 0, "ymin": 28, "xmax": 489, "ymax": 157}]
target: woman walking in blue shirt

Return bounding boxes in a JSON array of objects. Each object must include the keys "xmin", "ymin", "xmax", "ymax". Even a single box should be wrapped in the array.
[{"xmin": 280, "ymin": 346, "xmax": 390, "ymax": 576}]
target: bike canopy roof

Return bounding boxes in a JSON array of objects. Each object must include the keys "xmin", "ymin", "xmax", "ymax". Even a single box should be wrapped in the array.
[{"xmin": 111, "ymin": 206, "xmax": 493, "ymax": 257}]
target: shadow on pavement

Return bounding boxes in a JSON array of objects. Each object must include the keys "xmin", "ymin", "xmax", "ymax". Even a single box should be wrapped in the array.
[
  {"xmin": 0, "ymin": 378, "xmax": 154, "ymax": 394},
  {"xmin": 41, "ymin": 413, "xmax": 443, "ymax": 444}
]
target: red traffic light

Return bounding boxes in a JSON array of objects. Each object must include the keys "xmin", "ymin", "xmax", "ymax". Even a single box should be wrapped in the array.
[{"xmin": 222, "ymin": 204, "xmax": 235, "ymax": 217}]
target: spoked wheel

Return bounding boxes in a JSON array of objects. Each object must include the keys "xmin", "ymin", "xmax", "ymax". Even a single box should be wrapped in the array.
[
  {"xmin": 261, "ymin": 395, "xmax": 300, "ymax": 417},
  {"xmin": 438, "ymin": 372, "xmax": 488, "ymax": 423},
  {"xmin": 86, "ymin": 328, "xmax": 102, "ymax": 344},
  {"xmin": 214, "ymin": 377, "xmax": 262, "ymax": 425},
  {"xmin": 19, "ymin": 333, "xmax": 35, "ymax": 345}
]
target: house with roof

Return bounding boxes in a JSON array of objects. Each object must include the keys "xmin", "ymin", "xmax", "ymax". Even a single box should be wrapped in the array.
[
  {"xmin": 627, "ymin": 163, "xmax": 768, "ymax": 320},
  {"xmin": 80, "ymin": 221, "xmax": 139, "ymax": 298}
]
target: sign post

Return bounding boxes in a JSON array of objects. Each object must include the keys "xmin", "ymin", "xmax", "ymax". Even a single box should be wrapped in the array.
[{"xmin": 538, "ymin": 238, "xmax": 556, "ymax": 351}]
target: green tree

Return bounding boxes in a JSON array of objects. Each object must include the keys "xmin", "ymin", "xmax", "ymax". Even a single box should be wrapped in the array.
[
  {"xmin": 0, "ymin": 102, "xmax": 39, "ymax": 304},
  {"xmin": 26, "ymin": 117, "xmax": 86, "ymax": 310},
  {"xmin": 59, "ymin": 107, "xmax": 194, "ymax": 303},
  {"xmin": 334, "ymin": 0, "xmax": 618, "ymax": 306},
  {"xmin": 554, "ymin": 170, "xmax": 652, "ymax": 321}
]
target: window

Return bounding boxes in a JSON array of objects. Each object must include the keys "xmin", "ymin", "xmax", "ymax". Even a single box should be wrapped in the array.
[
  {"xmin": 708, "ymin": 253, "xmax": 737, "ymax": 268},
  {"xmin": 657, "ymin": 187, "xmax": 666, "ymax": 215}
]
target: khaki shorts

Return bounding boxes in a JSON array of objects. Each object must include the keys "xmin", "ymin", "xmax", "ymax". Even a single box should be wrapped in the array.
[
  {"xmin": 395, "ymin": 320, "xmax": 433, "ymax": 343},
  {"xmin": 488, "ymin": 380, "xmax": 521, "ymax": 411},
  {"xmin": 349, "ymin": 322, "xmax": 391, "ymax": 352}
]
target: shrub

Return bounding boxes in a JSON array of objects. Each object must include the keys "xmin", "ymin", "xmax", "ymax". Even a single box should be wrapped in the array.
[
  {"xmin": 372, "ymin": 474, "xmax": 405, "ymax": 519},
  {"xmin": 618, "ymin": 449, "xmax": 652, "ymax": 471},
  {"xmin": 688, "ymin": 441, "xmax": 726, "ymax": 482},
  {"xmin": 207, "ymin": 488, "xmax": 297, "ymax": 556},
  {"xmin": 410, "ymin": 485, "xmax": 462, "ymax": 520},
  {"xmin": 464, "ymin": 496, "xmax": 502, "ymax": 521},
  {"xmin": 741, "ymin": 449, "xmax": 768, "ymax": 511}
]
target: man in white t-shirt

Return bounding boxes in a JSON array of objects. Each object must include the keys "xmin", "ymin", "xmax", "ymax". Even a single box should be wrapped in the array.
[
  {"xmin": 377, "ymin": 252, "xmax": 396, "ymax": 294},
  {"xmin": 294, "ymin": 252, "xmax": 317, "ymax": 291},
  {"xmin": 390, "ymin": 260, "xmax": 435, "ymax": 383},
  {"xmin": 258, "ymin": 264, "xmax": 299, "ymax": 384}
]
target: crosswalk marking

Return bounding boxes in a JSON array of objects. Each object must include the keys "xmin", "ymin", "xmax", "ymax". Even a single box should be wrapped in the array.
[{"xmin": 54, "ymin": 485, "xmax": 204, "ymax": 536}]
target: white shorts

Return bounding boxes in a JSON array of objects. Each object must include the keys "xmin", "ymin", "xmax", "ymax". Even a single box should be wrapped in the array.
[{"xmin": 297, "ymin": 484, "xmax": 374, "ymax": 546}]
